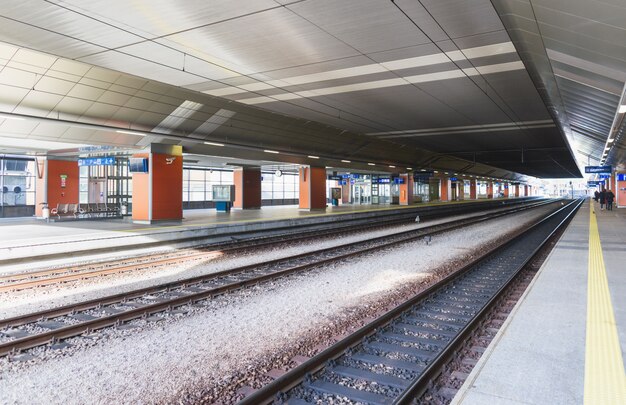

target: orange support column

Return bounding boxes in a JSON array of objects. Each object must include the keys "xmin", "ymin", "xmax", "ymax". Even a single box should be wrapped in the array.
[
  {"xmin": 487, "ymin": 182, "xmax": 493, "ymax": 199},
  {"xmin": 469, "ymin": 179, "xmax": 477, "ymax": 199},
  {"xmin": 524, "ymin": 185, "xmax": 528, "ymax": 196},
  {"xmin": 35, "ymin": 158, "xmax": 79, "ymax": 217},
  {"xmin": 514, "ymin": 184, "xmax": 520, "ymax": 197},
  {"xmin": 399, "ymin": 173, "xmax": 413, "ymax": 205},
  {"xmin": 131, "ymin": 144, "xmax": 182, "ymax": 224},
  {"xmin": 299, "ymin": 166, "xmax": 326, "ymax": 210},
  {"xmin": 440, "ymin": 177, "xmax": 450, "ymax": 201},
  {"xmin": 503, "ymin": 183, "xmax": 510, "ymax": 198},
  {"xmin": 617, "ymin": 174, "xmax": 626, "ymax": 208},
  {"xmin": 233, "ymin": 167, "xmax": 261, "ymax": 209}
]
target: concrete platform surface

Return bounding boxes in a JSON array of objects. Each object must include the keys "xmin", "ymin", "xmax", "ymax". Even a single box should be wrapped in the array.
[{"xmin": 451, "ymin": 201, "xmax": 626, "ymax": 405}]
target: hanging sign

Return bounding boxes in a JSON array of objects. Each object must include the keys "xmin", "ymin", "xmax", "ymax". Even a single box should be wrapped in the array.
[
  {"xmin": 617, "ymin": 174, "xmax": 626, "ymax": 181},
  {"xmin": 327, "ymin": 175, "xmax": 342, "ymax": 181},
  {"xmin": 599, "ymin": 173, "xmax": 611, "ymax": 179},
  {"xmin": 78, "ymin": 156, "xmax": 116, "ymax": 166},
  {"xmin": 585, "ymin": 165, "xmax": 611, "ymax": 174}
]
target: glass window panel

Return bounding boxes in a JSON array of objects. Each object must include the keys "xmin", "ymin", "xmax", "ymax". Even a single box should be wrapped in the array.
[
  {"xmin": 209, "ymin": 170, "xmax": 221, "ymax": 183},
  {"xmin": 189, "ymin": 169, "xmax": 204, "ymax": 181},
  {"xmin": 190, "ymin": 191, "xmax": 204, "ymax": 201},
  {"xmin": 261, "ymin": 191, "xmax": 272, "ymax": 199},
  {"xmin": 221, "ymin": 171, "xmax": 233, "ymax": 183}
]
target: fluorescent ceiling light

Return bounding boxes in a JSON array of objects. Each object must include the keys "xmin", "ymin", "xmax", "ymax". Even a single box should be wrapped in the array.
[
  {"xmin": 407, "ymin": 167, "xmax": 413, "ymax": 170},
  {"xmin": 264, "ymin": 149, "xmax": 279, "ymax": 154},
  {"xmin": 116, "ymin": 130, "xmax": 146, "ymax": 136},
  {"xmin": 341, "ymin": 159, "xmax": 351, "ymax": 163},
  {"xmin": 1, "ymin": 115, "xmax": 25, "ymax": 121},
  {"xmin": 389, "ymin": 165, "xmax": 395, "ymax": 168},
  {"xmin": 367, "ymin": 163, "xmax": 375, "ymax": 166},
  {"xmin": 619, "ymin": 105, "xmax": 626, "ymax": 114},
  {"xmin": 607, "ymin": 138, "xmax": 615, "ymax": 143},
  {"xmin": 204, "ymin": 141, "xmax": 225, "ymax": 147},
  {"xmin": 308, "ymin": 155, "xmax": 319, "ymax": 159}
]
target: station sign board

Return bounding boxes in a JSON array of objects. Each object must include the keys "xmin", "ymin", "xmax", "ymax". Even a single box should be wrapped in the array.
[
  {"xmin": 393, "ymin": 177, "xmax": 405, "ymax": 184},
  {"xmin": 327, "ymin": 175, "xmax": 342, "ymax": 181},
  {"xmin": 585, "ymin": 165, "xmax": 612, "ymax": 174},
  {"xmin": 378, "ymin": 178, "xmax": 391, "ymax": 184},
  {"xmin": 618, "ymin": 174, "xmax": 626, "ymax": 181},
  {"xmin": 449, "ymin": 177, "xmax": 458, "ymax": 182},
  {"xmin": 78, "ymin": 156, "xmax": 116, "ymax": 166},
  {"xmin": 413, "ymin": 171, "xmax": 434, "ymax": 180},
  {"xmin": 598, "ymin": 173, "xmax": 611, "ymax": 179},
  {"xmin": 587, "ymin": 181, "xmax": 604, "ymax": 187}
]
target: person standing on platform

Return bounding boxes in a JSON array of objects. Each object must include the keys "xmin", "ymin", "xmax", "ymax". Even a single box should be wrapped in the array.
[
  {"xmin": 599, "ymin": 188, "xmax": 607, "ymax": 210},
  {"xmin": 606, "ymin": 189, "xmax": 615, "ymax": 211},
  {"xmin": 594, "ymin": 190, "xmax": 599, "ymax": 202}
]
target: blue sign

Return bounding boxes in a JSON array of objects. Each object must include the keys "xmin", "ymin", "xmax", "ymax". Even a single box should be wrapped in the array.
[
  {"xmin": 618, "ymin": 174, "xmax": 626, "ymax": 181},
  {"xmin": 449, "ymin": 177, "xmax": 458, "ymax": 181},
  {"xmin": 340, "ymin": 179, "xmax": 347, "ymax": 185},
  {"xmin": 413, "ymin": 170, "xmax": 434, "ymax": 179},
  {"xmin": 378, "ymin": 178, "xmax": 391, "ymax": 184},
  {"xmin": 393, "ymin": 177, "xmax": 405, "ymax": 184},
  {"xmin": 78, "ymin": 156, "xmax": 115, "ymax": 166},
  {"xmin": 599, "ymin": 173, "xmax": 611, "ymax": 179},
  {"xmin": 585, "ymin": 165, "xmax": 611, "ymax": 174},
  {"xmin": 588, "ymin": 181, "xmax": 602, "ymax": 187}
]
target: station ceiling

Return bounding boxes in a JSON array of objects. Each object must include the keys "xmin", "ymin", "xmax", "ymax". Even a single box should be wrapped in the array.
[{"xmin": 0, "ymin": 0, "xmax": 623, "ymax": 178}]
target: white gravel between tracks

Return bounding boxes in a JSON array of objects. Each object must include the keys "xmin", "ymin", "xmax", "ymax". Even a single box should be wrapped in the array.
[
  {"xmin": 0, "ymin": 205, "xmax": 556, "ymax": 404},
  {"xmin": 0, "ymin": 205, "xmax": 522, "ymax": 320}
]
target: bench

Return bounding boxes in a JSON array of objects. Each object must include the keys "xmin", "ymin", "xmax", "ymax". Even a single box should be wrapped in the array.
[
  {"xmin": 50, "ymin": 203, "xmax": 120, "ymax": 220},
  {"xmin": 50, "ymin": 203, "xmax": 83, "ymax": 219}
]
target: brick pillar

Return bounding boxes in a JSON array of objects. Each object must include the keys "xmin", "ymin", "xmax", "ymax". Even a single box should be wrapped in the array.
[
  {"xmin": 299, "ymin": 166, "xmax": 326, "ymax": 210},
  {"xmin": 132, "ymin": 144, "xmax": 183, "ymax": 223},
  {"xmin": 233, "ymin": 167, "xmax": 261, "ymax": 209},
  {"xmin": 440, "ymin": 177, "xmax": 450, "ymax": 201},
  {"xmin": 399, "ymin": 173, "xmax": 413, "ymax": 205},
  {"xmin": 487, "ymin": 182, "xmax": 493, "ymax": 199},
  {"xmin": 469, "ymin": 179, "xmax": 477, "ymax": 199},
  {"xmin": 35, "ymin": 158, "xmax": 79, "ymax": 217},
  {"xmin": 503, "ymin": 183, "xmax": 510, "ymax": 198}
]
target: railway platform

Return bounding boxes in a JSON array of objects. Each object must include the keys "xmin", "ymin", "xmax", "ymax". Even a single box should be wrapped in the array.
[
  {"xmin": 452, "ymin": 200, "xmax": 626, "ymax": 405},
  {"xmin": 0, "ymin": 198, "xmax": 524, "ymax": 269}
]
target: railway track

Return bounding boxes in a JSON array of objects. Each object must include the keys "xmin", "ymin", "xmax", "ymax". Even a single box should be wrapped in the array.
[
  {"xmin": 0, "ymin": 198, "xmax": 539, "ymax": 268},
  {"xmin": 236, "ymin": 199, "xmax": 583, "ymax": 405},
  {"xmin": 0, "ymin": 200, "xmax": 553, "ymax": 293},
  {"xmin": 0, "ymin": 200, "xmax": 559, "ymax": 358}
]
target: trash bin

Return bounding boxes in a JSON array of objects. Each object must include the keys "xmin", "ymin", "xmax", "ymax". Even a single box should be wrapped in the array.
[{"xmin": 40, "ymin": 202, "xmax": 50, "ymax": 222}]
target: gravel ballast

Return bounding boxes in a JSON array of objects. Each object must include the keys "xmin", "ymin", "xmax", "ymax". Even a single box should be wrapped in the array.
[{"xmin": 0, "ymin": 205, "xmax": 556, "ymax": 404}]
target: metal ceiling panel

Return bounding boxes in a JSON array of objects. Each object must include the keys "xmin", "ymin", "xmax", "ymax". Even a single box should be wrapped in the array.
[
  {"xmin": 287, "ymin": 0, "xmax": 430, "ymax": 54},
  {"xmin": 163, "ymin": 7, "xmax": 359, "ymax": 74},
  {"xmin": 59, "ymin": 0, "xmax": 279, "ymax": 39},
  {"xmin": 0, "ymin": 1, "xmax": 591, "ymax": 178}
]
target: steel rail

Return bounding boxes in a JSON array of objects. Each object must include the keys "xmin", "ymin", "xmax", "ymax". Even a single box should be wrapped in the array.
[
  {"xmin": 0, "ymin": 199, "xmax": 552, "ymax": 292},
  {"xmin": 0, "ymin": 200, "xmax": 558, "ymax": 357},
  {"xmin": 236, "ymin": 199, "xmax": 582, "ymax": 405}
]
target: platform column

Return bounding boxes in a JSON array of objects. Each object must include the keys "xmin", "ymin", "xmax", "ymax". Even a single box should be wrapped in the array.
[
  {"xmin": 131, "ymin": 144, "xmax": 182, "ymax": 224},
  {"xmin": 469, "ymin": 179, "xmax": 477, "ymax": 199},
  {"xmin": 35, "ymin": 158, "xmax": 79, "ymax": 218},
  {"xmin": 233, "ymin": 167, "xmax": 261, "ymax": 209},
  {"xmin": 299, "ymin": 166, "xmax": 326, "ymax": 210},
  {"xmin": 514, "ymin": 184, "xmax": 520, "ymax": 197},
  {"xmin": 486, "ymin": 182, "xmax": 493, "ymax": 199},
  {"xmin": 440, "ymin": 176, "xmax": 450, "ymax": 201},
  {"xmin": 524, "ymin": 185, "xmax": 528, "ymax": 196},
  {"xmin": 503, "ymin": 183, "xmax": 510, "ymax": 198},
  {"xmin": 399, "ymin": 173, "xmax": 413, "ymax": 205}
]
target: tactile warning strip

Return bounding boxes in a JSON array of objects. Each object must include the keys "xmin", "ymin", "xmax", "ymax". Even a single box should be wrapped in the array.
[{"xmin": 584, "ymin": 207, "xmax": 626, "ymax": 404}]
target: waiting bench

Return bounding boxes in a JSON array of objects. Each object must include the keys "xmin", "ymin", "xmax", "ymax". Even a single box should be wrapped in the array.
[{"xmin": 50, "ymin": 203, "xmax": 120, "ymax": 220}]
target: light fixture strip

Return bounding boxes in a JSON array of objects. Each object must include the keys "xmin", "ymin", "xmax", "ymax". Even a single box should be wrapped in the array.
[
  {"xmin": 116, "ymin": 130, "xmax": 146, "ymax": 136},
  {"xmin": 264, "ymin": 149, "xmax": 279, "ymax": 154},
  {"xmin": 204, "ymin": 141, "xmax": 225, "ymax": 147}
]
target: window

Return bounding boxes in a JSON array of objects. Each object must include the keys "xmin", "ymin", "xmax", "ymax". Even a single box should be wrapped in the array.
[
  {"xmin": 1, "ymin": 157, "xmax": 36, "ymax": 212},
  {"xmin": 182, "ymin": 167, "xmax": 234, "ymax": 202}
]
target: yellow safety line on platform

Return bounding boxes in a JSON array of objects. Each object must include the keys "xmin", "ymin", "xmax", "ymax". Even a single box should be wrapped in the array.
[{"xmin": 584, "ymin": 207, "xmax": 626, "ymax": 405}]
